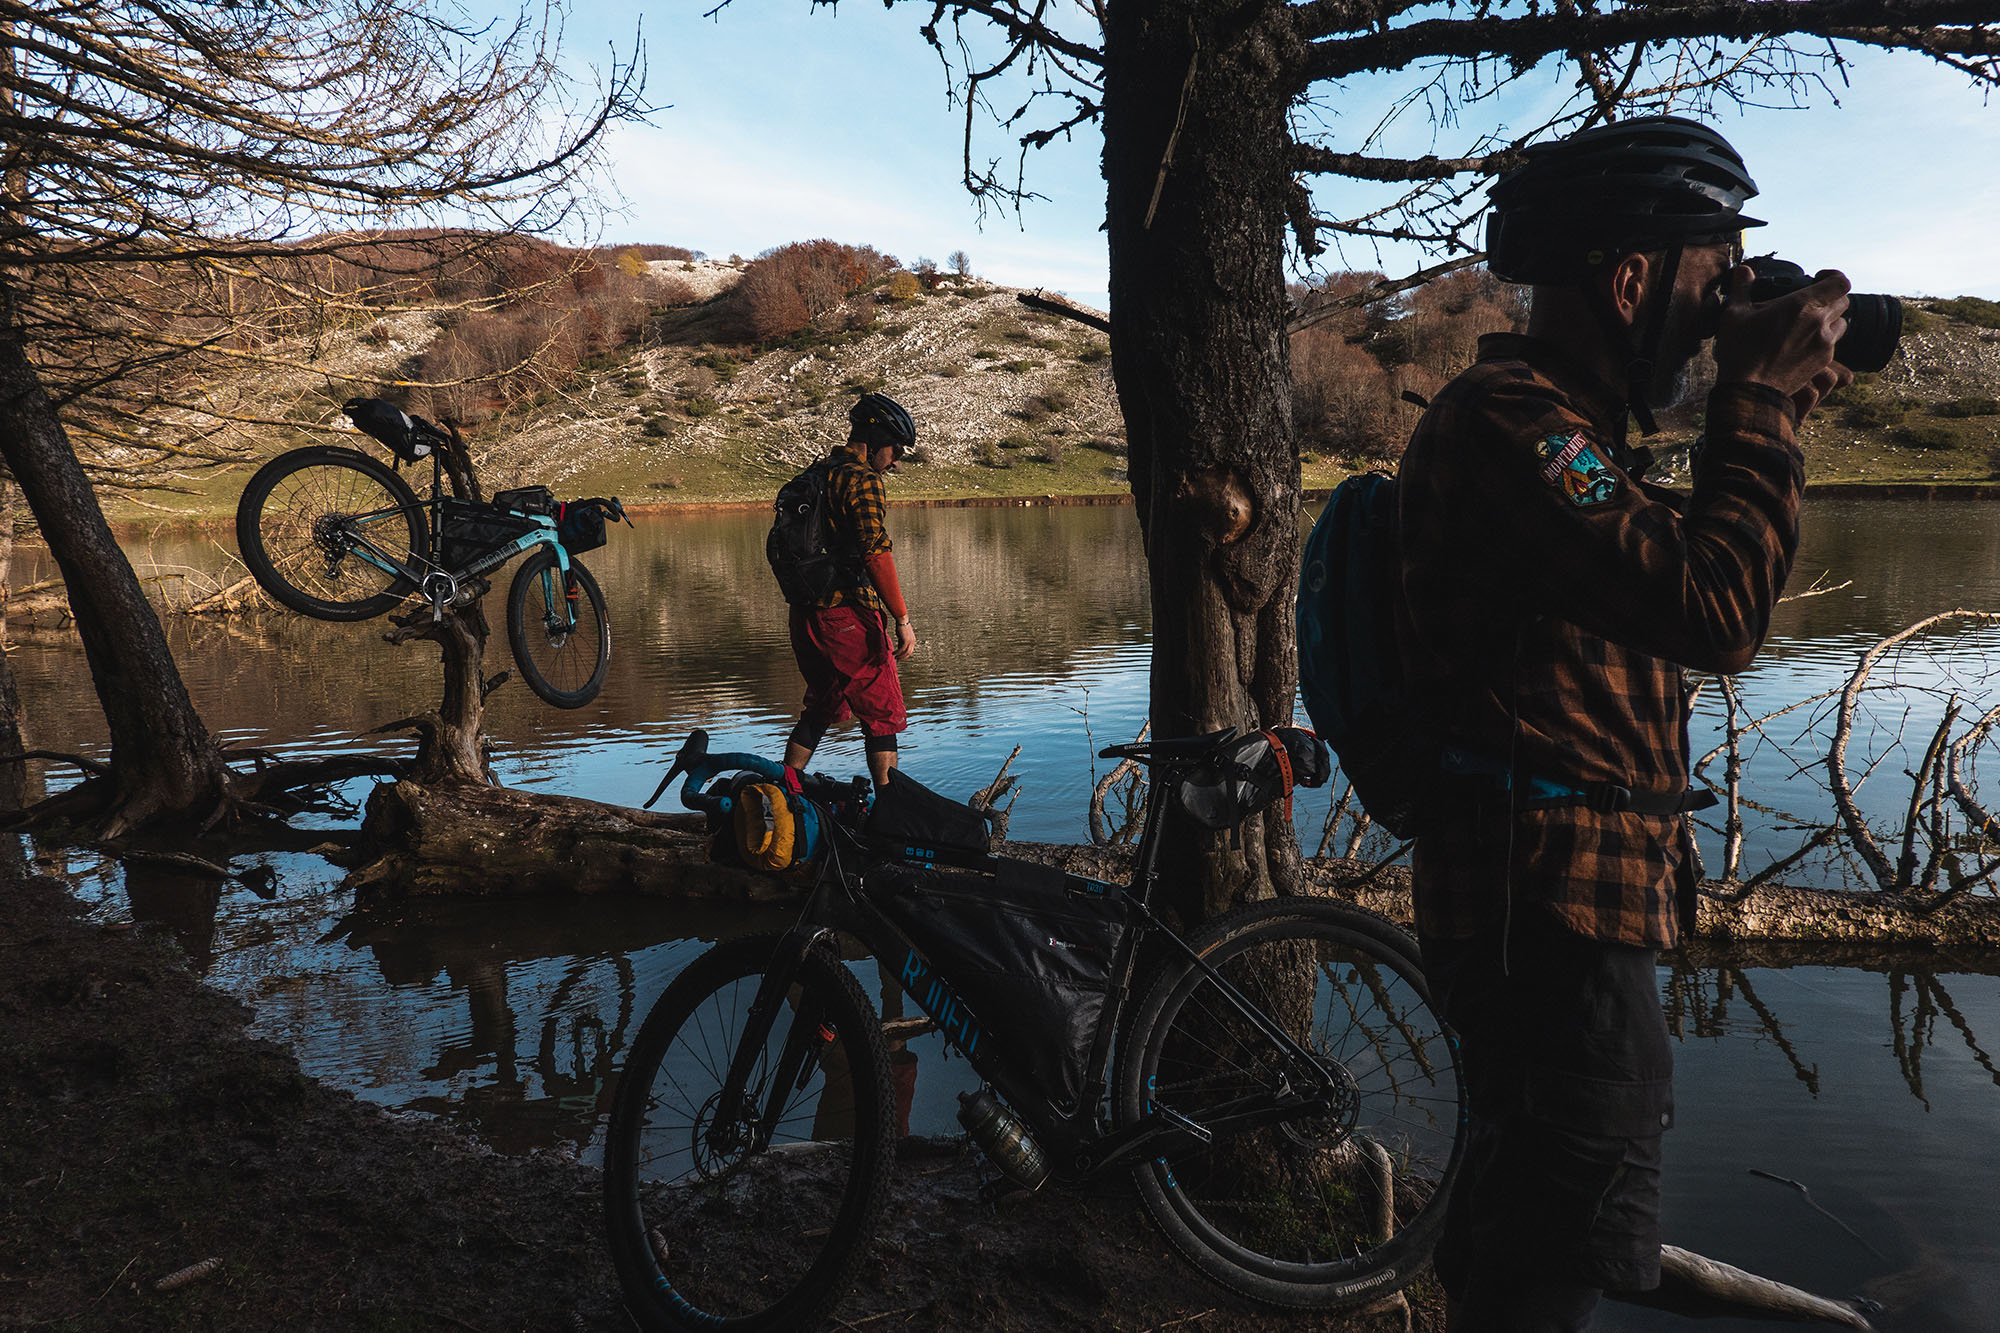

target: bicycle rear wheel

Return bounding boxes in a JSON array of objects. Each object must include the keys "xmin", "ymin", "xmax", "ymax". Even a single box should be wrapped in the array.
[
  {"xmin": 1116, "ymin": 898, "xmax": 1465, "ymax": 1309},
  {"xmin": 506, "ymin": 550, "xmax": 610, "ymax": 708},
  {"xmin": 603, "ymin": 935, "xmax": 895, "ymax": 1333},
  {"xmin": 235, "ymin": 446, "xmax": 423, "ymax": 620}
]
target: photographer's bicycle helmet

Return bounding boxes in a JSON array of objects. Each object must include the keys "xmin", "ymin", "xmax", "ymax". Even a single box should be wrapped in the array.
[
  {"xmin": 1486, "ymin": 115, "xmax": 1763, "ymax": 435},
  {"xmin": 1486, "ymin": 115, "xmax": 1764, "ymax": 284},
  {"xmin": 848, "ymin": 392, "xmax": 916, "ymax": 457}
]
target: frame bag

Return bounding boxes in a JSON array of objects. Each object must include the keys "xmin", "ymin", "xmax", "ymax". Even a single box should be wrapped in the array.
[{"xmin": 863, "ymin": 858, "xmax": 1128, "ymax": 1108}]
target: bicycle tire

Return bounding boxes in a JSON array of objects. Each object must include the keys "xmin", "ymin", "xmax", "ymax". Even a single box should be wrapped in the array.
[
  {"xmin": 1115, "ymin": 897, "xmax": 1465, "ymax": 1310},
  {"xmin": 235, "ymin": 446, "xmax": 423, "ymax": 621},
  {"xmin": 603, "ymin": 935, "xmax": 895, "ymax": 1333},
  {"xmin": 506, "ymin": 550, "xmax": 610, "ymax": 708}
]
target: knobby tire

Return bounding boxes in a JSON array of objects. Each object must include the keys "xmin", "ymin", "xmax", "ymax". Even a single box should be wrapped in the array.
[
  {"xmin": 603, "ymin": 935, "xmax": 895, "ymax": 1332},
  {"xmin": 1116, "ymin": 897, "xmax": 1466, "ymax": 1310},
  {"xmin": 506, "ymin": 550, "xmax": 610, "ymax": 708},
  {"xmin": 235, "ymin": 446, "xmax": 423, "ymax": 621}
]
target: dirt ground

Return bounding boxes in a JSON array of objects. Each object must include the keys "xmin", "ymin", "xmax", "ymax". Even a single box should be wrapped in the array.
[{"xmin": 1, "ymin": 868, "xmax": 1438, "ymax": 1332}]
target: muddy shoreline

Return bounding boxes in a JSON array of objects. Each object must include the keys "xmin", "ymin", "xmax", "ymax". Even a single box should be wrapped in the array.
[{"xmin": 1, "ymin": 866, "xmax": 1434, "ymax": 1332}]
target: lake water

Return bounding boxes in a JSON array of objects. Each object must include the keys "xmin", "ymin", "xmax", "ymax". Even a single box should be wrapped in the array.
[{"xmin": 16, "ymin": 496, "xmax": 2000, "ymax": 1329}]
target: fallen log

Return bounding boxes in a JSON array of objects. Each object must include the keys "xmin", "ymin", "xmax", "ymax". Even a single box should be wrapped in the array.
[
  {"xmin": 343, "ymin": 779, "xmax": 801, "ymax": 902},
  {"xmin": 1611, "ymin": 1245, "xmax": 1875, "ymax": 1329},
  {"xmin": 343, "ymin": 780, "xmax": 2000, "ymax": 949}
]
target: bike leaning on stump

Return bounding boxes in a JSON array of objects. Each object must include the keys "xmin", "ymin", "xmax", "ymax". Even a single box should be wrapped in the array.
[{"xmin": 234, "ymin": 396, "xmax": 630, "ymax": 708}]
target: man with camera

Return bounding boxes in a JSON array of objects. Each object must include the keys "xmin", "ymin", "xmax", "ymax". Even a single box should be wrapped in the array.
[{"xmin": 1396, "ymin": 116, "xmax": 1856, "ymax": 1330}]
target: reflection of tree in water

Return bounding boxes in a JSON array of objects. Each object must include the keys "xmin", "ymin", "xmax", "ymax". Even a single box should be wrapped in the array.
[
  {"xmin": 1665, "ymin": 957, "xmax": 2000, "ymax": 1108},
  {"xmin": 1888, "ymin": 970, "xmax": 2000, "ymax": 1110}
]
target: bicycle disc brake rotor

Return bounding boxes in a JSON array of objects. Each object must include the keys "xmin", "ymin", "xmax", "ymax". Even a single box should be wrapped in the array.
[
  {"xmin": 311, "ymin": 512, "xmax": 353, "ymax": 573},
  {"xmin": 690, "ymin": 1087, "xmax": 764, "ymax": 1180},
  {"xmin": 1277, "ymin": 1052, "xmax": 1361, "ymax": 1151}
]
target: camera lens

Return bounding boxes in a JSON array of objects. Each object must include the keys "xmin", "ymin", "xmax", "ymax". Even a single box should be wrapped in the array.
[{"xmin": 1743, "ymin": 256, "xmax": 1903, "ymax": 373}]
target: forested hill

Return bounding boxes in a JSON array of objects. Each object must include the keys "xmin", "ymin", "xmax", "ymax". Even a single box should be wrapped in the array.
[{"xmin": 96, "ymin": 235, "xmax": 2000, "ymax": 521}]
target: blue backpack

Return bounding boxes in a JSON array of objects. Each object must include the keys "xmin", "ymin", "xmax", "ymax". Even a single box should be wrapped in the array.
[{"xmin": 1296, "ymin": 473, "xmax": 1433, "ymax": 840}]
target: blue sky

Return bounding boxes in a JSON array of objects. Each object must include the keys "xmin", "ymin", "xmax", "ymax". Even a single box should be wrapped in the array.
[{"xmin": 557, "ymin": 6, "xmax": 2000, "ymax": 307}]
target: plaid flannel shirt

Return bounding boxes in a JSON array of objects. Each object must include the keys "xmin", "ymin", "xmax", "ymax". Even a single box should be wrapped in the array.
[
  {"xmin": 1397, "ymin": 333, "xmax": 1802, "ymax": 948},
  {"xmin": 812, "ymin": 444, "xmax": 893, "ymax": 616}
]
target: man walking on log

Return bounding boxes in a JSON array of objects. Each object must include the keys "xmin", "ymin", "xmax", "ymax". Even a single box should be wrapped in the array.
[
  {"xmin": 770, "ymin": 392, "xmax": 918, "ymax": 790},
  {"xmin": 1396, "ymin": 117, "xmax": 1852, "ymax": 1330}
]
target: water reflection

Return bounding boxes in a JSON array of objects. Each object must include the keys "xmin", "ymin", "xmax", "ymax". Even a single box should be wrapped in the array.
[{"xmin": 19, "ymin": 498, "xmax": 2000, "ymax": 1327}]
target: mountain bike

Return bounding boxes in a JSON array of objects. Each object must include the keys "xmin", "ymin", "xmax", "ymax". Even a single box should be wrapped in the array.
[
  {"xmin": 601, "ymin": 727, "xmax": 1467, "ymax": 1331},
  {"xmin": 234, "ymin": 398, "xmax": 630, "ymax": 709}
]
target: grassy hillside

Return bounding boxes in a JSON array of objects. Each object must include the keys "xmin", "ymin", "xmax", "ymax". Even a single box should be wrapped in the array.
[{"xmin": 97, "ymin": 259, "xmax": 2000, "ymax": 526}]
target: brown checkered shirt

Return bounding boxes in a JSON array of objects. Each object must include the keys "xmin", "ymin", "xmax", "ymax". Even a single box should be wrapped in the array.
[
  {"xmin": 1397, "ymin": 333, "xmax": 1802, "ymax": 948},
  {"xmin": 812, "ymin": 444, "xmax": 893, "ymax": 616}
]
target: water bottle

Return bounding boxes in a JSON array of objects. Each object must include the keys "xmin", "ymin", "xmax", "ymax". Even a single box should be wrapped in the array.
[{"xmin": 957, "ymin": 1089, "xmax": 1048, "ymax": 1191}]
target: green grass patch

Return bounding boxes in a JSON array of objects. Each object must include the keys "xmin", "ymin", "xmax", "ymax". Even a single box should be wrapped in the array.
[{"xmin": 1930, "ymin": 296, "xmax": 2000, "ymax": 329}]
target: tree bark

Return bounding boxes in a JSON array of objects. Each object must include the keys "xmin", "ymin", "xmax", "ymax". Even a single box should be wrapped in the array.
[
  {"xmin": 0, "ymin": 332, "xmax": 229, "ymax": 834},
  {"xmin": 1102, "ymin": 5, "xmax": 1306, "ymax": 923}
]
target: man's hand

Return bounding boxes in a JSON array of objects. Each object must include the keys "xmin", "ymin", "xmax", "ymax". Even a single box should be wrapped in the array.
[
  {"xmin": 894, "ymin": 619, "xmax": 916, "ymax": 661},
  {"xmin": 1713, "ymin": 266, "xmax": 1853, "ymax": 421}
]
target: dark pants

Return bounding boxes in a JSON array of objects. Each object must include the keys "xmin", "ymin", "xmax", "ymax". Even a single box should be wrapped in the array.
[{"xmin": 1422, "ymin": 909, "xmax": 1673, "ymax": 1330}]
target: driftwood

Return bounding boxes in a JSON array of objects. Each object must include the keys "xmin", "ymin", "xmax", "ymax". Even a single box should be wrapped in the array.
[
  {"xmin": 1619, "ymin": 1246, "xmax": 1875, "ymax": 1329},
  {"xmin": 343, "ymin": 787, "xmax": 2000, "ymax": 950},
  {"xmin": 343, "ymin": 779, "xmax": 804, "ymax": 902}
]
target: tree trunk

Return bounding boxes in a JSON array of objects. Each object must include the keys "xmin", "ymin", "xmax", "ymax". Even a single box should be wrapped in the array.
[
  {"xmin": 1102, "ymin": 4, "xmax": 1305, "ymax": 923},
  {"xmin": 0, "ymin": 332, "xmax": 228, "ymax": 834}
]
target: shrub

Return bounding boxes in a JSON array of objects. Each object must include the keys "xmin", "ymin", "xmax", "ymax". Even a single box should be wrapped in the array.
[
  {"xmin": 1843, "ymin": 395, "xmax": 1920, "ymax": 430},
  {"xmin": 1898, "ymin": 419, "xmax": 1983, "ymax": 450},
  {"xmin": 734, "ymin": 239, "xmax": 892, "ymax": 341},
  {"xmin": 1039, "ymin": 438, "xmax": 1066, "ymax": 466},
  {"xmin": 1930, "ymin": 296, "xmax": 2000, "ymax": 329},
  {"xmin": 936, "ymin": 363, "xmax": 966, "ymax": 378},
  {"xmin": 642, "ymin": 417, "xmax": 671, "ymax": 438},
  {"xmin": 1001, "ymin": 359, "xmax": 1038, "ymax": 374},
  {"xmin": 903, "ymin": 445, "xmax": 929, "ymax": 464},
  {"xmin": 1934, "ymin": 396, "xmax": 2000, "ymax": 418},
  {"xmin": 1076, "ymin": 342, "xmax": 1109, "ymax": 363},
  {"xmin": 998, "ymin": 432, "xmax": 1034, "ymax": 451},
  {"xmin": 363, "ymin": 320, "xmax": 391, "ymax": 345},
  {"xmin": 885, "ymin": 271, "xmax": 921, "ymax": 301},
  {"xmin": 978, "ymin": 439, "xmax": 1007, "ymax": 467},
  {"xmin": 684, "ymin": 397, "xmax": 720, "ymax": 419}
]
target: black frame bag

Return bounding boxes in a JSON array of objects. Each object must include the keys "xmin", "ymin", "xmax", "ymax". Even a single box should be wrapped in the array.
[
  {"xmin": 865, "ymin": 769, "xmax": 993, "ymax": 860},
  {"xmin": 861, "ymin": 858, "xmax": 1129, "ymax": 1108}
]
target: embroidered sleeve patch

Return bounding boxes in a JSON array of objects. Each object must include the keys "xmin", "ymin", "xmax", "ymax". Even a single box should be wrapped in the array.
[{"xmin": 1534, "ymin": 430, "xmax": 1623, "ymax": 507}]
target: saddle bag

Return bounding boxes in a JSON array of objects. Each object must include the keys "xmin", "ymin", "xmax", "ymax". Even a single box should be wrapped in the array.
[
  {"xmin": 1173, "ymin": 726, "xmax": 1331, "ymax": 831},
  {"xmin": 862, "ymin": 858, "xmax": 1128, "ymax": 1108}
]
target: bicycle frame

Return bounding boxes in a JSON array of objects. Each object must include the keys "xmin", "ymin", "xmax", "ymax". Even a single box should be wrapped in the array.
[
  {"xmin": 724, "ymin": 753, "xmax": 1345, "ymax": 1184},
  {"xmin": 329, "ymin": 448, "xmax": 577, "ymax": 609}
]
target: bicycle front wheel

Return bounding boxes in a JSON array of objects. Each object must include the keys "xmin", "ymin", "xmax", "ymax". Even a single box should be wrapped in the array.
[
  {"xmin": 506, "ymin": 550, "xmax": 610, "ymax": 708},
  {"xmin": 235, "ymin": 446, "xmax": 423, "ymax": 621},
  {"xmin": 1116, "ymin": 898, "xmax": 1465, "ymax": 1310},
  {"xmin": 603, "ymin": 935, "xmax": 895, "ymax": 1333}
]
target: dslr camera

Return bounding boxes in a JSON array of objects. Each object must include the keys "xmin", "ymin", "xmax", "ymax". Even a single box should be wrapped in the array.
[{"xmin": 1744, "ymin": 256, "xmax": 1903, "ymax": 373}]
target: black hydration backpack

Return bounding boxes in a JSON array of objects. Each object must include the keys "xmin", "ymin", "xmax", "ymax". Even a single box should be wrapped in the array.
[
  {"xmin": 767, "ymin": 459, "xmax": 865, "ymax": 606},
  {"xmin": 1296, "ymin": 472, "xmax": 1435, "ymax": 840}
]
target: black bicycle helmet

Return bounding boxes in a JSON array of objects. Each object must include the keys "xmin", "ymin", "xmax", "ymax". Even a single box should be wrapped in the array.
[
  {"xmin": 848, "ymin": 392, "xmax": 916, "ymax": 456},
  {"xmin": 1486, "ymin": 115, "xmax": 1764, "ymax": 284}
]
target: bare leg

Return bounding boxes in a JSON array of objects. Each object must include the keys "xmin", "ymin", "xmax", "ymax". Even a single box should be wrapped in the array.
[
  {"xmin": 783, "ymin": 740, "xmax": 813, "ymax": 772},
  {"xmin": 867, "ymin": 747, "xmax": 897, "ymax": 789}
]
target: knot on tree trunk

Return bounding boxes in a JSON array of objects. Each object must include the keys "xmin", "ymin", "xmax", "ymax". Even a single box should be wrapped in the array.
[{"xmin": 1179, "ymin": 465, "xmax": 1255, "ymax": 545}]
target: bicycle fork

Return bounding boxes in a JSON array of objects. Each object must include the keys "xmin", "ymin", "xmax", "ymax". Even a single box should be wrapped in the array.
[{"xmin": 709, "ymin": 926, "xmax": 841, "ymax": 1157}]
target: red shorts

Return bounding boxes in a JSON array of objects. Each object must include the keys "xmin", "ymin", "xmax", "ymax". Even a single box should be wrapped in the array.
[{"xmin": 790, "ymin": 604, "xmax": 906, "ymax": 738}]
